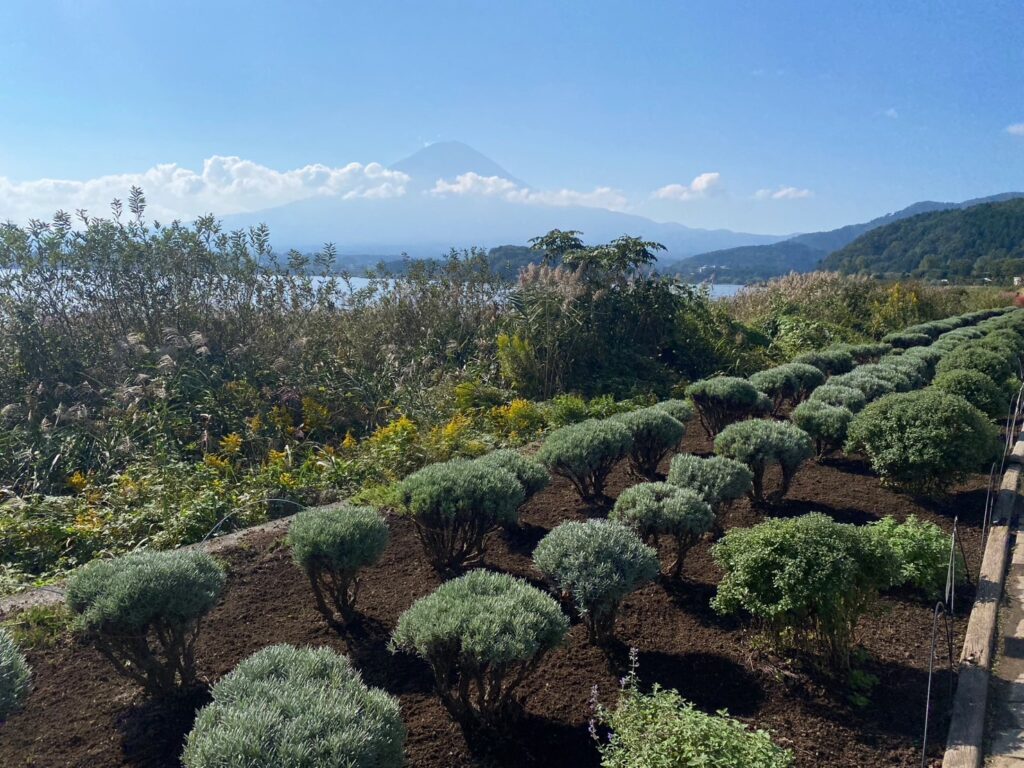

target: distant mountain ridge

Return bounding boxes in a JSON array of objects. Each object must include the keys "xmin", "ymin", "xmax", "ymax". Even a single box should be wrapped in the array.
[
  {"xmin": 676, "ymin": 192, "xmax": 1024, "ymax": 281},
  {"xmin": 821, "ymin": 198, "xmax": 1024, "ymax": 279},
  {"xmin": 222, "ymin": 142, "xmax": 786, "ymax": 262},
  {"xmin": 389, "ymin": 141, "xmax": 526, "ymax": 190}
]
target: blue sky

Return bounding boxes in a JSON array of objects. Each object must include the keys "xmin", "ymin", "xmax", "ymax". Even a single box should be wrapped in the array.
[{"xmin": 1, "ymin": 0, "xmax": 1022, "ymax": 234}]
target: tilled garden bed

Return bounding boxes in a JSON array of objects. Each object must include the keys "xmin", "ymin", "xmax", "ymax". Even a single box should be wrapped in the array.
[{"xmin": 0, "ymin": 422, "xmax": 988, "ymax": 768}]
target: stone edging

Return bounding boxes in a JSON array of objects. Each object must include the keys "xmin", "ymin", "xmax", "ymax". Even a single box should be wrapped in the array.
[{"xmin": 942, "ymin": 444, "xmax": 1024, "ymax": 768}]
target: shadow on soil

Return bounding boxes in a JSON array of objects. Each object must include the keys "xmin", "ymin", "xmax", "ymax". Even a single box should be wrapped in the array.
[
  {"xmin": 338, "ymin": 614, "xmax": 435, "ymax": 696},
  {"xmin": 661, "ymin": 577, "xmax": 741, "ymax": 631},
  {"xmin": 118, "ymin": 687, "xmax": 210, "ymax": 768},
  {"xmin": 462, "ymin": 715, "xmax": 596, "ymax": 768}
]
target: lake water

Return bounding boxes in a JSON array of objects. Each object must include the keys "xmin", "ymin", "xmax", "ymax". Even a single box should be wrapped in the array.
[
  {"xmin": 706, "ymin": 283, "xmax": 743, "ymax": 299},
  {"xmin": 336, "ymin": 276, "xmax": 743, "ymax": 299}
]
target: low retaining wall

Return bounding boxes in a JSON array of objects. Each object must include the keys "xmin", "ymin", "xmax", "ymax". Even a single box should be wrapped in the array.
[{"xmin": 942, "ymin": 445, "xmax": 1024, "ymax": 768}]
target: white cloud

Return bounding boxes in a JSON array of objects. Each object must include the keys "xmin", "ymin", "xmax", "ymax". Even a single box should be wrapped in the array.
[
  {"xmin": 1007, "ymin": 123, "xmax": 1024, "ymax": 136},
  {"xmin": 652, "ymin": 172, "xmax": 722, "ymax": 202},
  {"xmin": 430, "ymin": 172, "xmax": 520, "ymax": 198},
  {"xmin": 0, "ymin": 156, "xmax": 410, "ymax": 222},
  {"xmin": 429, "ymin": 172, "xmax": 628, "ymax": 210},
  {"xmin": 754, "ymin": 185, "xmax": 814, "ymax": 200},
  {"xmin": 884, "ymin": 107, "xmax": 899, "ymax": 119}
]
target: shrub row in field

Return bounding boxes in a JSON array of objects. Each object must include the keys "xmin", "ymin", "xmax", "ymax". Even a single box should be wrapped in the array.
[
  {"xmin": 324, "ymin": 307, "xmax": 1023, "ymax": 755},
  {"xmin": 841, "ymin": 309, "xmax": 1023, "ymax": 491},
  {"xmin": 712, "ymin": 512, "xmax": 964, "ymax": 672},
  {"xmin": 36, "ymin": 306, "xmax": 1020, "ymax": 765},
  {"xmin": 683, "ymin": 306, "xmax": 1011, "ymax": 443}
]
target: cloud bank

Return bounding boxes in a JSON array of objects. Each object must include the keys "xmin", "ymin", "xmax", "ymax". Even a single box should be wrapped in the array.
[
  {"xmin": 0, "ymin": 156, "xmax": 410, "ymax": 222},
  {"xmin": 1007, "ymin": 123, "xmax": 1024, "ymax": 136},
  {"xmin": 652, "ymin": 172, "xmax": 722, "ymax": 201},
  {"xmin": 429, "ymin": 172, "xmax": 628, "ymax": 210},
  {"xmin": 754, "ymin": 185, "xmax": 813, "ymax": 200}
]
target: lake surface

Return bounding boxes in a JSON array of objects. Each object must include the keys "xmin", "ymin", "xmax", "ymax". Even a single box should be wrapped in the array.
[
  {"xmin": 336, "ymin": 276, "xmax": 743, "ymax": 299},
  {"xmin": 706, "ymin": 283, "xmax": 743, "ymax": 298}
]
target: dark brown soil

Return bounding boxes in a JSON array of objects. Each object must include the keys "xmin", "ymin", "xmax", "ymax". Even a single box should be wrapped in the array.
[{"xmin": 0, "ymin": 418, "xmax": 988, "ymax": 768}]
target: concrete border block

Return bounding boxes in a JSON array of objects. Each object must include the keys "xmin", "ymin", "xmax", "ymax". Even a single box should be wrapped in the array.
[{"xmin": 943, "ymin": 464, "xmax": 1021, "ymax": 768}]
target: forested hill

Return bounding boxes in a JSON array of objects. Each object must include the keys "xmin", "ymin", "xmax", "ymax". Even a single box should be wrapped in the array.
[
  {"xmin": 676, "ymin": 192, "xmax": 1023, "ymax": 282},
  {"xmin": 668, "ymin": 241, "xmax": 824, "ymax": 282},
  {"xmin": 821, "ymin": 198, "xmax": 1024, "ymax": 280}
]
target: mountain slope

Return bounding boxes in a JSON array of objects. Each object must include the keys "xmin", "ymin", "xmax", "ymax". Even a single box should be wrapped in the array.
[
  {"xmin": 390, "ymin": 141, "xmax": 525, "ymax": 190},
  {"xmin": 822, "ymin": 198, "xmax": 1024, "ymax": 279},
  {"xmin": 669, "ymin": 241, "xmax": 826, "ymax": 282},
  {"xmin": 222, "ymin": 143, "xmax": 785, "ymax": 260},
  {"xmin": 678, "ymin": 192, "xmax": 1024, "ymax": 280}
]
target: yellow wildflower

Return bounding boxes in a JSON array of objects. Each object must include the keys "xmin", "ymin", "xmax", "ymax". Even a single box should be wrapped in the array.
[
  {"xmin": 204, "ymin": 454, "xmax": 231, "ymax": 472},
  {"xmin": 67, "ymin": 471, "xmax": 88, "ymax": 493},
  {"xmin": 301, "ymin": 396, "xmax": 330, "ymax": 431},
  {"xmin": 219, "ymin": 432, "xmax": 243, "ymax": 455}
]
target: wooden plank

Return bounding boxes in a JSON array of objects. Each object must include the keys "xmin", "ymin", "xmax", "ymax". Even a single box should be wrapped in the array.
[
  {"xmin": 1008, "ymin": 440, "xmax": 1024, "ymax": 465},
  {"xmin": 943, "ymin": 465, "xmax": 1021, "ymax": 768}
]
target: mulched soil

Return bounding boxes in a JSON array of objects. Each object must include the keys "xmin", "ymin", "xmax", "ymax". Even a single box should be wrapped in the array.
[{"xmin": 0, "ymin": 417, "xmax": 990, "ymax": 768}]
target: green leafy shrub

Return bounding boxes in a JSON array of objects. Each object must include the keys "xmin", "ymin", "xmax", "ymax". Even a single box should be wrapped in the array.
[
  {"xmin": 866, "ymin": 516, "xmax": 964, "ymax": 598},
  {"xmin": 536, "ymin": 419, "xmax": 633, "ymax": 503},
  {"xmin": 183, "ymin": 645, "xmax": 404, "ymax": 768},
  {"xmin": 454, "ymin": 380, "xmax": 509, "ymax": 412},
  {"xmin": 0, "ymin": 627, "xmax": 30, "ymax": 720},
  {"xmin": 712, "ymin": 513, "xmax": 896, "ymax": 671},
  {"xmin": 881, "ymin": 354, "xmax": 932, "ymax": 388},
  {"xmin": 534, "ymin": 520, "xmax": 658, "ymax": 644},
  {"xmin": 714, "ymin": 420, "xmax": 814, "ymax": 504},
  {"xmin": 828, "ymin": 370, "xmax": 896, "ymax": 402},
  {"xmin": 652, "ymin": 398, "xmax": 694, "ymax": 424},
  {"xmin": 546, "ymin": 394, "xmax": 590, "ymax": 426},
  {"xmin": 286, "ymin": 504, "xmax": 389, "ymax": 624},
  {"xmin": 933, "ymin": 328, "xmax": 984, "ymax": 353},
  {"xmin": 974, "ymin": 333, "xmax": 1022, "ymax": 366},
  {"xmin": 593, "ymin": 669, "xmax": 793, "ymax": 768},
  {"xmin": 854, "ymin": 363, "xmax": 915, "ymax": 393},
  {"xmin": 793, "ymin": 348, "xmax": 855, "ymax": 376},
  {"xmin": 613, "ymin": 408, "xmax": 686, "ymax": 479},
  {"xmin": 666, "ymin": 454, "xmax": 753, "ymax": 512},
  {"xmin": 750, "ymin": 363, "xmax": 827, "ymax": 414},
  {"xmin": 931, "ymin": 369, "xmax": 1006, "ymax": 419},
  {"xmin": 398, "ymin": 459, "xmax": 524, "ymax": 574},
  {"xmin": 65, "ymin": 550, "xmax": 225, "ymax": 696},
  {"xmin": 809, "ymin": 383, "xmax": 867, "ymax": 412},
  {"xmin": 586, "ymin": 394, "xmax": 638, "ymax": 419},
  {"xmin": 791, "ymin": 401, "xmax": 853, "ymax": 456},
  {"xmin": 474, "ymin": 449, "xmax": 551, "ymax": 499},
  {"xmin": 610, "ymin": 483, "xmax": 714, "ymax": 577},
  {"xmin": 901, "ymin": 344, "xmax": 943, "ymax": 370},
  {"xmin": 979, "ymin": 329, "xmax": 1024, "ymax": 360},
  {"xmin": 486, "ymin": 398, "xmax": 548, "ymax": 440},
  {"xmin": 390, "ymin": 570, "xmax": 568, "ymax": 725},
  {"xmin": 834, "ymin": 342, "xmax": 891, "ymax": 363},
  {"xmin": 881, "ymin": 331, "xmax": 933, "ymax": 349},
  {"xmin": 686, "ymin": 377, "xmax": 766, "ymax": 436},
  {"xmin": 846, "ymin": 389, "xmax": 1000, "ymax": 493},
  {"xmin": 904, "ymin": 320, "xmax": 955, "ymax": 339},
  {"xmin": 935, "ymin": 345, "xmax": 1014, "ymax": 385},
  {"xmin": 783, "ymin": 362, "xmax": 828, "ymax": 399},
  {"xmin": 748, "ymin": 366, "xmax": 800, "ymax": 414}
]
